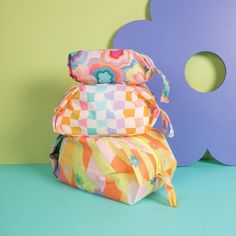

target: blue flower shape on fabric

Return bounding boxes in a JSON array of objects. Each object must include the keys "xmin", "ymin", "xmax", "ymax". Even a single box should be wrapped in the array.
[
  {"xmin": 113, "ymin": 0, "xmax": 236, "ymax": 166},
  {"xmin": 94, "ymin": 69, "xmax": 114, "ymax": 83},
  {"xmin": 130, "ymin": 155, "xmax": 140, "ymax": 167}
]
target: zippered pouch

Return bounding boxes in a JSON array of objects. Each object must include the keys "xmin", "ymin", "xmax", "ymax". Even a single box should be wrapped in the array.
[
  {"xmin": 50, "ymin": 129, "xmax": 177, "ymax": 206},
  {"xmin": 68, "ymin": 49, "xmax": 170, "ymax": 103},
  {"xmin": 53, "ymin": 83, "xmax": 174, "ymax": 137}
]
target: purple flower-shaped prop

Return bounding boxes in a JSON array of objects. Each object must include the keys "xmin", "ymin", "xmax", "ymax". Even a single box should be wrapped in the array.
[{"xmin": 113, "ymin": 0, "xmax": 236, "ymax": 166}]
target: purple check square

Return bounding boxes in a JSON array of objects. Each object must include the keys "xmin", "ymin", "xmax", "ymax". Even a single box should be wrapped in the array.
[
  {"xmin": 105, "ymin": 90, "xmax": 115, "ymax": 100},
  {"xmin": 106, "ymin": 110, "xmax": 115, "ymax": 119},
  {"xmin": 117, "ymin": 119, "xmax": 125, "ymax": 128},
  {"xmin": 107, "ymin": 127, "xmax": 116, "ymax": 134},
  {"xmin": 116, "ymin": 84, "xmax": 126, "ymax": 91},
  {"xmin": 113, "ymin": 101, "xmax": 125, "ymax": 109}
]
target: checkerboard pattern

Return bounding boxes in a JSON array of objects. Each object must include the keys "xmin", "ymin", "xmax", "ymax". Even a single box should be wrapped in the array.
[{"xmin": 53, "ymin": 84, "xmax": 161, "ymax": 136}]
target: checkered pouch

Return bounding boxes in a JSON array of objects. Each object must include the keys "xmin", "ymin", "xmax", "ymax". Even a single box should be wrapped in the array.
[{"xmin": 53, "ymin": 83, "xmax": 174, "ymax": 137}]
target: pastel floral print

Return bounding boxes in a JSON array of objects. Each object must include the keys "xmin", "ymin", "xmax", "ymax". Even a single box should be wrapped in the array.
[
  {"xmin": 110, "ymin": 50, "xmax": 124, "ymax": 58},
  {"xmin": 101, "ymin": 49, "xmax": 132, "ymax": 67},
  {"xmin": 89, "ymin": 63, "xmax": 125, "ymax": 84},
  {"xmin": 68, "ymin": 50, "xmax": 88, "ymax": 70},
  {"xmin": 95, "ymin": 69, "xmax": 114, "ymax": 83},
  {"xmin": 93, "ymin": 67, "xmax": 116, "ymax": 83},
  {"xmin": 67, "ymin": 49, "xmax": 171, "ymax": 103}
]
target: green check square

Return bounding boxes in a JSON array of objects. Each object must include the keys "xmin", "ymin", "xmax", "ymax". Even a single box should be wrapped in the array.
[
  {"xmin": 97, "ymin": 120, "xmax": 107, "ymax": 127},
  {"xmin": 87, "ymin": 92, "xmax": 95, "ymax": 102},
  {"xmin": 88, "ymin": 111, "xmax": 96, "ymax": 119},
  {"xmin": 87, "ymin": 128, "xmax": 97, "ymax": 135},
  {"xmin": 96, "ymin": 84, "xmax": 107, "ymax": 93},
  {"xmin": 96, "ymin": 101, "xmax": 106, "ymax": 111}
]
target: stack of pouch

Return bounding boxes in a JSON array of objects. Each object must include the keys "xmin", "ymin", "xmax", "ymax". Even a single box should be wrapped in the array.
[{"xmin": 50, "ymin": 49, "xmax": 177, "ymax": 206}]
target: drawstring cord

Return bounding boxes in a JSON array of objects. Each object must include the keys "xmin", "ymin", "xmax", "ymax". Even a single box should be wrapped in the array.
[
  {"xmin": 55, "ymin": 85, "xmax": 81, "ymax": 115},
  {"xmin": 155, "ymin": 67, "xmax": 170, "ymax": 103},
  {"xmin": 154, "ymin": 67, "xmax": 174, "ymax": 138},
  {"xmin": 133, "ymin": 136, "xmax": 177, "ymax": 207},
  {"xmin": 160, "ymin": 109, "xmax": 174, "ymax": 138},
  {"xmin": 158, "ymin": 171, "xmax": 177, "ymax": 207}
]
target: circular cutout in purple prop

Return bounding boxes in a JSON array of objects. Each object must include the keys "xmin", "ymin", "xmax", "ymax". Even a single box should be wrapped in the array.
[
  {"xmin": 113, "ymin": 0, "xmax": 236, "ymax": 166},
  {"xmin": 185, "ymin": 52, "xmax": 226, "ymax": 93}
]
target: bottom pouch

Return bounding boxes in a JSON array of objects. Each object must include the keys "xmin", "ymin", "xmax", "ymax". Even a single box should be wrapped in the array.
[{"xmin": 49, "ymin": 129, "xmax": 177, "ymax": 206}]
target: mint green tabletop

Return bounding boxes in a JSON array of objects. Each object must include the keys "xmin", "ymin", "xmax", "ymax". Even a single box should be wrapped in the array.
[{"xmin": 0, "ymin": 160, "xmax": 235, "ymax": 236}]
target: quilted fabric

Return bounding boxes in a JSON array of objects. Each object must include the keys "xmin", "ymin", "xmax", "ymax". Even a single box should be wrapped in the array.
[
  {"xmin": 50, "ymin": 129, "xmax": 177, "ymax": 206},
  {"xmin": 53, "ymin": 83, "xmax": 174, "ymax": 137},
  {"xmin": 67, "ymin": 49, "xmax": 170, "ymax": 103}
]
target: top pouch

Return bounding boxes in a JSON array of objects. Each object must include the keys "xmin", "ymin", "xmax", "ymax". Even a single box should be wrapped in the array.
[{"xmin": 67, "ymin": 49, "xmax": 170, "ymax": 103}]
